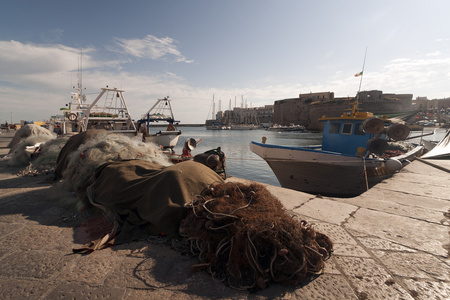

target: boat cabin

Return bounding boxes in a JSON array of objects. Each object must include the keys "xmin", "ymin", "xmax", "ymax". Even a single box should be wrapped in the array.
[{"xmin": 319, "ymin": 109, "xmax": 387, "ymax": 157}]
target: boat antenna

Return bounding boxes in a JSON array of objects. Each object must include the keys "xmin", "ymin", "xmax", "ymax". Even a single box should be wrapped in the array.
[{"xmin": 78, "ymin": 50, "xmax": 82, "ymax": 94}]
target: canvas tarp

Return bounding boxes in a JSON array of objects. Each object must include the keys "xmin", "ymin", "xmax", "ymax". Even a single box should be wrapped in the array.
[{"xmin": 75, "ymin": 159, "xmax": 224, "ymax": 252}]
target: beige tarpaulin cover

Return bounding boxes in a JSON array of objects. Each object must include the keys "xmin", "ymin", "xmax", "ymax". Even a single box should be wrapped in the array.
[{"xmin": 75, "ymin": 159, "xmax": 224, "ymax": 251}]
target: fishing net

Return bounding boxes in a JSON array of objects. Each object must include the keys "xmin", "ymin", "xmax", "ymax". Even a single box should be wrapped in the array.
[
  {"xmin": 179, "ymin": 182, "xmax": 333, "ymax": 291},
  {"xmin": 381, "ymin": 141, "xmax": 417, "ymax": 158},
  {"xmin": 4, "ymin": 134, "xmax": 57, "ymax": 167},
  {"xmin": 30, "ymin": 135, "xmax": 72, "ymax": 170},
  {"xmin": 7, "ymin": 124, "xmax": 56, "ymax": 152},
  {"xmin": 58, "ymin": 131, "xmax": 172, "ymax": 206}
]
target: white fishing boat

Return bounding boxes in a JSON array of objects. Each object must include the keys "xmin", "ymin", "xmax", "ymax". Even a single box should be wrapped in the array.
[
  {"xmin": 61, "ymin": 86, "xmax": 137, "ymax": 136},
  {"xmin": 266, "ymin": 124, "xmax": 306, "ymax": 132},
  {"xmin": 250, "ymin": 98, "xmax": 424, "ymax": 197},
  {"xmin": 138, "ymin": 96, "xmax": 181, "ymax": 149},
  {"xmin": 230, "ymin": 124, "xmax": 260, "ymax": 130},
  {"xmin": 58, "ymin": 53, "xmax": 136, "ymax": 136}
]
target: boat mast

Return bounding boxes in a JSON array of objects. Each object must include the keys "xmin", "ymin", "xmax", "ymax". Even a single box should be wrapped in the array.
[{"xmin": 79, "ymin": 50, "xmax": 82, "ymax": 96}]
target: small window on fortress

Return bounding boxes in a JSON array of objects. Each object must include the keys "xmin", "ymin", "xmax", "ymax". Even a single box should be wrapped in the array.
[
  {"xmin": 354, "ymin": 123, "xmax": 365, "ymax": 135},
  {"xmin": 341, "ymin": 123, "xmax": 353, "ymax": 135},
  {"xmin": 329, "ymin": 122, "xmax": 340, "ymax": 134}
]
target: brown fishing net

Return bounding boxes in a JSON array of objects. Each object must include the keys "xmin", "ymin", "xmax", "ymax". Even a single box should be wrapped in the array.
[{"xmin": 179, "ymin": 182, "xmax": 333, "ymax": 291}]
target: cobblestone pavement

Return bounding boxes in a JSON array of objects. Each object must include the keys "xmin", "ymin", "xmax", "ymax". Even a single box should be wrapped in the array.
[{"xmin": 0, "ymin": 130, "xmax": 448, "ymax": 299}]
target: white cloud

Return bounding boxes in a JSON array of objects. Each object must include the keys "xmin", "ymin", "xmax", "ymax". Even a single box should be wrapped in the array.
[
  {"xmin": 111, "ymin": 35, "xmax": 193, "ymax": 63},
  {"xmin": 426, "ymin": 51, "xmax": 441, "ymax": 57}
]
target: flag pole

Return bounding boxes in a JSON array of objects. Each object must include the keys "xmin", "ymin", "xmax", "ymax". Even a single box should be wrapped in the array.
[{"xmin": 358, "ymin": 47, "xmax": 368, "ymax": 94}]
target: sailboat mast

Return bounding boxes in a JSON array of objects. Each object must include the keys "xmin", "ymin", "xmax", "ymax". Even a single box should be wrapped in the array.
[{"xmin": 212, "ymin": 95, "xmax": 215, "ymax": 119}]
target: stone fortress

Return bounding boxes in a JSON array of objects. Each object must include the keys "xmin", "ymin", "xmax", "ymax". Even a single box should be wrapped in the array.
[
  {"xmin": 209, "ymin": 90, "xmax": 450, "ymax": 131},
  {"xmin": 274, "ymin": 91, "xmax": 413, "ymax": 131}
]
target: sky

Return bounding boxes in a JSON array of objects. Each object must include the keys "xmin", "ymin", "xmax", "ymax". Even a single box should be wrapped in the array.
[{"xmin": 1, "ymin": 0, "xmax": 449, "ymax": 124}]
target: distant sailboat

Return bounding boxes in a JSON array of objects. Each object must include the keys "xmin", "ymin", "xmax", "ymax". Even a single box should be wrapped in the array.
[{"xmin": 205, "ymin": 95, "xmax": 226, "ymax": 130}]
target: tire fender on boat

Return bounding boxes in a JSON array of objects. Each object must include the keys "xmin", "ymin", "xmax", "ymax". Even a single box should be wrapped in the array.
[{"xmin": 385, "ymin": 158, "xmax": 402, "ymax": 172}]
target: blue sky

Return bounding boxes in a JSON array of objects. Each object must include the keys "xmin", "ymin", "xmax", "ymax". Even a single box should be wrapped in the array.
[{"xmin": 1, "ymin": 0, "xmax": 449, "ymax": 124}]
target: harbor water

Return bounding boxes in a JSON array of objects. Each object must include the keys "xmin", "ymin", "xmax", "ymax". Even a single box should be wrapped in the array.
[{"xmin": 154, "ymin": 127, "xmax": 446, "ymax": 187}]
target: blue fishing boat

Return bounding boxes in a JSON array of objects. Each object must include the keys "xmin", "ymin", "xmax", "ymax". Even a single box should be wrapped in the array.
[{"xmin": 250, "ymin": 97, "xmax": 424, "ymax": 197}]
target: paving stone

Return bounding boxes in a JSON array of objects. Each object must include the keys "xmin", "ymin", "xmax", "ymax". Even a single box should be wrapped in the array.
[
  {"xmin": 312, "ymin": 222, "xmax": 358, "ymax": 245},
  {"xmin": 0, "ymin": 249, "xmax": 9, "ymax": 259},
  {"xmin": 0, "ymin": 193, "xmax": 22, "ymax": 205},
  {"xmin": 0, "ymin": 224, "xmax": 72, "ymax": 252},
  {"xmin": 332, "ymin": 243, "xmax": 371, "ymax": 257},
  {"xmin": 0, "ymin": 250, "xmax": 74, "ymax": 279},
  {"xmin": 123, "ymin": 288, "xmax": 210, "ymax": 300},
  {"xmin": 402, "ymin": 278, "xmax": 450, "ymax": 300},
  {"xmin": 323, "ymin": 257, "xmax": 342, "ymax": 275},
  {"xmin": 334, "ymin": 256, "xmax": 413, "ymax": 299},
  {"xmin": 376, "ymin": 174, "xmax": 449, "ymax": 200},
  {"xmin": 265, "ymin": 184, "xmax": 313, "ymax": 210},
  {"xmin": 103, "ymin": 256, "xmax": 152, "ymax": 289},
  {"xmin": 101, "ymin": 241, "xmax": 153, "ymax": 258},
  {"xmin": 334, "ymin": 256, "xmax": 391, "ymax": 278},
  {"xmin": 291, "ymin": 274, "xmax": 356, "ymax": 300},
  {"xmin": 0, "ymin": 278, "xmax": 55, "ymax": 300},
  {"xmin": 337, "ymin": 194, "xmax": 447, "ymax": 225},
  {"xmin": 372, "ymin": 250, "xmax": 450, "ymax": 281},
  {"xmin": 358, "ymin": 188, "xmax": 450, "ymax": 213},
  {"xmin": 0, "ymin": 189, "xmax": 57, "ymax": 225},
  {"xmin": 0, "ymin": 222, "xmax": 23, "ymax": 237},
  {"xmin": 344, "ymin": 208, "xmax": 448, "ymax": 257},
  {"xmin": 347, "ymin": 275, "xmax": 414, "ymax": 300},
  {"xmin": 60, "ymin": 251, "xmax": 121, "ymax": 285},
  {"xmin": 290, "ymin": 212, "xmax": 323, "ymax": 225},
  {"xmin": 104, "ymin": 243, "xmax": 198, "ymax": 289},
  {"xmin": 391, "ymin": 165, "xmax": 450, "ymax": 188},
  {"xmin": 357, "ymin": 237, "xmax": 417, "ymax": 252},
  {"xmin": 293, "ymin": 198, "xmax": 358, "ymax": 225},
  {"xmin": 46, "ymin": 283, "xmax": 126, "ymax": 299}
]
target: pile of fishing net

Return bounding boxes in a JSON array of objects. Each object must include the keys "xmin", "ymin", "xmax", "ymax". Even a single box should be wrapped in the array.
[
  {"xmin": 55, "ymin": 130, "xmax": 172, "ymax": 207},
  {"xmin": 7, "ymin": 124, "xmax": 56, "ymax": 152},
  {"xmin": 381, "ymin": 141, "xmax": 417, "ymax": 158},
  {"xmin": 179, "ymin": 182, "xmax": 333, "ymax": 291},
  {"xmin": 2, "ymin": 124, "xmax": 70, "ymax": 174}
]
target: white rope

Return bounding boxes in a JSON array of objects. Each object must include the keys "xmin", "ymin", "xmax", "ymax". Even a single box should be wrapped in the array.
[{"xmin": 362, "ymin": 156, "xmax": 369, "ymax": 191}]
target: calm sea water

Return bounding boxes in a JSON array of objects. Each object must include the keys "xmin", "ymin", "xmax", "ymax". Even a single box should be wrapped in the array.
[
  {"xmin": 149, "ymin": 127, "xmax": 319, "ymax": 186},
  {"xmin": 152, "ymin": 127, "xmax": 447, "ymax": 187}
]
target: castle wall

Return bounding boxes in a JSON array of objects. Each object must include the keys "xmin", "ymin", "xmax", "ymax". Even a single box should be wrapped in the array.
[{"xmin": 273, "ymin": 90, "xmax": 413, "ymax": 131}]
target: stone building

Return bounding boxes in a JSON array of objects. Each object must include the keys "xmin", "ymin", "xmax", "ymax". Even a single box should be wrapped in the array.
[
  {"xmin": 273, "ymin": 91, "xmax": 414, "ymax": 131},
  {"xmin": 219, "ymin": 105, "xmax": 273, "ymax": 126}
]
